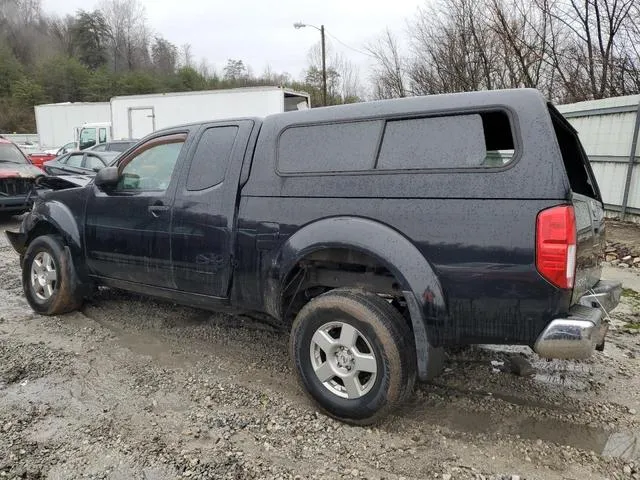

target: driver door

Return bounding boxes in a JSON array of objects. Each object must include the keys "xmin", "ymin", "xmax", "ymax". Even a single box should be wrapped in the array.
[{"xmin": 84, "ymin": 133, "xmax": 187, "ymax": 287}]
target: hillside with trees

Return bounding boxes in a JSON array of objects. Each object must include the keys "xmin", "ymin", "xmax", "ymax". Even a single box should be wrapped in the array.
[{"xmin": 0, "ymin": 0, "xmax": 361, "ymax": 133}]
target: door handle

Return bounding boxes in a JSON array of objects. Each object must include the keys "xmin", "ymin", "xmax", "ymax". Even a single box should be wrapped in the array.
[{"xmin": 148, "ymin": 204, "xmax": 170, "ymax": 217}]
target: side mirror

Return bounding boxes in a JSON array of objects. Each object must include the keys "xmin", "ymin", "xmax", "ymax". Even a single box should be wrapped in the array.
[{"xmin": 94, "ymin": 166, "xmax": 119, "ymax": 188}]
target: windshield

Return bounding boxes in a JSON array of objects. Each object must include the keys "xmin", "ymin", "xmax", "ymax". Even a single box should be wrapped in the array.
[
  {"xmin": 0, "ymin": 142, "xmax": 28, "ymax": 164},
  {"xmin": 79, "ymin": 128, "xmax": 97, "ymax": 149}
]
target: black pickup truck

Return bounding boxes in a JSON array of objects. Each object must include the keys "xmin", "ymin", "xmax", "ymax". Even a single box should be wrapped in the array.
[{"xmin": 7, "ymin": 89, "xmax": 622, "ymax": 424}]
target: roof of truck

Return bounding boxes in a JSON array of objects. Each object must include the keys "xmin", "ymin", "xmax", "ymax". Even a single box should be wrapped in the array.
[{"xmin": 264, "ymin": 88, "xmax": 547, "ymax": 126}]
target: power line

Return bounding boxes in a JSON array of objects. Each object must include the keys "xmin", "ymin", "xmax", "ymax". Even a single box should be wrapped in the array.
[{"xmin": 324, "ymin": 30, "xmax": 376, "ymax": 58}]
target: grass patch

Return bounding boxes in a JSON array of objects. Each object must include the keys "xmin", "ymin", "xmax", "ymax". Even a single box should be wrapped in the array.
[{"xmin": 623, "ymin": 322, "xmax": 640, "ymax": 329}]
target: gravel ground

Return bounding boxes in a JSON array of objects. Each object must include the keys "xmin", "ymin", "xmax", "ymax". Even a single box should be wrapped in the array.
[{"xmin": 0, "ymin": 214, "xmax": 639, "ymax": 480}]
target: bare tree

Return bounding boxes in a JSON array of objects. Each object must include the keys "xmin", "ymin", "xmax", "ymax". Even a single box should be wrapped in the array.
[
  {"xmin": 305, "ymin": 40, "xmax": 363, "ymax": 103},
  {"xmin": 367, "ymin": 0, "xmax": 640, "ymax": 101},
  {"xmin": 0, "ymin": 0, "xmax": 53, "ymax": 65},
  {"xmin": 100, "ymin": 0, "xmax": 150, "ymax": 72},
  {"xmin": 366, "ymin": 29, "xmax": 408, "ymax": 99},
  {"xmin": 407, "ymin": 0, "xmax": 499, "ymax": 94},
  {"xmin": 535, "ymin": 0, "xmax": 637, "ymax": 100},
  {"xmin": 181, "ymin": 43, "xmax": 193, "ymax": 68},
  {"xmin": 49, "ymin": 14, "xmax": 77, "ymax": 57}
]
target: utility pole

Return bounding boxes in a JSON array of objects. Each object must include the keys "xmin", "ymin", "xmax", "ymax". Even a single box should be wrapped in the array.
[
  {"xmin": 294, "ymin": 22, "xmax": 329, "ymax": 106},
  {"xmin": 320, "ymin": 25, "xmax": 327, "ymax": 107}
]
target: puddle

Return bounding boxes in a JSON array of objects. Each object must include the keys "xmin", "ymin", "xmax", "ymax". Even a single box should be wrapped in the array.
[
  {"xmin": 88, "ymin": 316, "xmax": 200, "ymax": 369},
  {"xmin": 412, "ymin": 405, "xmax": 640, "ymax": 460},
  {"xmin": 603, "ymin": 431, "xmax": 640, "ymax": 460}
]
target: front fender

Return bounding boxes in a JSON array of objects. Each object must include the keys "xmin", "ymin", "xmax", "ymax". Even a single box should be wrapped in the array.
[
  {"xmin": 27, "ymin": 200, "xmax": 82, "ymax": 255},
  {"xmin": 268, "ymin": 216, "xmax": 447, "ymax": 380}
]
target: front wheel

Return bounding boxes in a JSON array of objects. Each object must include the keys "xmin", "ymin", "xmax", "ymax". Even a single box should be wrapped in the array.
[
  {"xmin": 290, "ymin": 288, "xmax": 416, "ymax": 425},
  {"xmin": 22, "ymin": 235, "xmax": 83, "ymax": 315}
]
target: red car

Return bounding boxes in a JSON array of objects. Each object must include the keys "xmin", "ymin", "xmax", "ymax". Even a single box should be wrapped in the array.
[
  {"xmin": 27, "ymin": 152, "xmax": 57, "ymax": 170},
  {"xmin": 0, "ymin": 137, "xmax": 44, "ymax": 214}
]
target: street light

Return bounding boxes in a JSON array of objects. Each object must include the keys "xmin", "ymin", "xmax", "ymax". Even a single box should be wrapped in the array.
[{"xmin": 294, "ymin": 22, "xmax": 327, "ymax": 107}]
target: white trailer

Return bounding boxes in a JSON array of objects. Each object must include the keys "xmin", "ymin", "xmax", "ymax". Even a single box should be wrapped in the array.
[
  {"xmin": 34, "ymin": 102, "xmax": 111, "ymax": 150},
  {"xmin": 109, "ymin": 86, "xmax": 310, "ymax": 141}
]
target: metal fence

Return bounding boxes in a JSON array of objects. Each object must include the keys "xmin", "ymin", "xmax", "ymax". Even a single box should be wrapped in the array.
[{"xmin": 558, "ymin": 97, "xmax": 640, "ymax": 221}]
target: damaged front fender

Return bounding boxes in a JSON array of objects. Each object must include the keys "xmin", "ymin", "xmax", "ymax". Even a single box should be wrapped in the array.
[{"xmin": 5, "ymin": 230, "xmax": 27, "ymax": 255}]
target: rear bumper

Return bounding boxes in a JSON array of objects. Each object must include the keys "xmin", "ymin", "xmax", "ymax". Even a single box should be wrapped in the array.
[{"xmin": 534, "ymin": 280, "xmax": 622, "ymax": 359}]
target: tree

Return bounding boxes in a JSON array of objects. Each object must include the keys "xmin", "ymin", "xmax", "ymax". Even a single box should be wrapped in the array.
[
  {"xmin": 181, "ymin": 43, "xmax": 193, "ymax": 68},
  {"xmin": 176, "ymin": 67, "xmax": 206, "ymax": 91},
  {"xmin": 223, "ymin": 59, "xmax": 248, "ymax": 82},
  {"xmin": 536, "ymin": 0, "xmax": 638, "ymax": 100},
  {"xmin": 100, "ymin": 0, "xmax": 150, "ymax": 72},
  {"xmin": 72, "ymin": 10, "xmax": 110, "ymax": 70},
  {"xmin": 304, "ymin": 40, "xmax": 363, "ymax": 105},
  {"xmin": 49, "ymin": 14, "xmax": 77, "ymax": 57},
  {"xmin": 38, "ymin": 56, "xmax": 91, "ymax": 102},
  {"xmin": 115, "ymin": 70, "xmax": 159, "ymax": 95},
  {"xmin": 12, "ymin": 77, "xmax": 45, "ymax": 106},
  {"xmin": 0, "ymin": 45, "xmax": 24, "ymax": 96},
  {"xmin": 151, "ymin": 36, "xmax": 177, "ymax": 75},
  {"xmin": 367, "ymin": 29, "xmax": 408, "ymax": 99},
  {"xmin": 368, "ymin": 0, "xmax": 640, "ymax": 101}
]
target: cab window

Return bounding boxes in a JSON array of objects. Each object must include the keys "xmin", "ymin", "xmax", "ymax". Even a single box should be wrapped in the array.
[{"xmin": 117, "ymin": 135, "xmax": 185, "ymax": 192}]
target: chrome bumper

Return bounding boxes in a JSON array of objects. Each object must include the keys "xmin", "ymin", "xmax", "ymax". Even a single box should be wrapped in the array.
[
  {"xmin": 534, "ymin": 280, "xmax": 622, "ymax": 360},
  {"xmin": 577, "ymin": 279, "xmax": 623, "ymax": 313}
]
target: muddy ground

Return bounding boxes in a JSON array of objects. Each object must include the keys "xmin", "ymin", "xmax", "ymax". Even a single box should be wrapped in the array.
[{"xmin": 0, "ymin": 214, "xmax": 639, "ymax": 480}]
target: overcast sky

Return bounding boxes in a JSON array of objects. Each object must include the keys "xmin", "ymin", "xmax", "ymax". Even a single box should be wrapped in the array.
[{"xmin": 41, "ymin": 0, "xmax": 423, "ymax": 89}]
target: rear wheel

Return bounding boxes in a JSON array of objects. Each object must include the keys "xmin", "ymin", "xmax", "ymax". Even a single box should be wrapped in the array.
[
  {"xmin": 290, "ymin": 288, "xmax": 416, "ymax": 424},
  {"xmin": 22, "ymin": 235, "xmax": 83, "ymax": 315}
]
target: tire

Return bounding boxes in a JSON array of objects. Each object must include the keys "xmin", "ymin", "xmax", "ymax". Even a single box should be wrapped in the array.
[
  {"xmin": 22, "ymin": 235, "xmax": 83, "ymax": 315},
  {"xmin": 290, "ymin": 288, "xmax": 416, "ymax": 425}
]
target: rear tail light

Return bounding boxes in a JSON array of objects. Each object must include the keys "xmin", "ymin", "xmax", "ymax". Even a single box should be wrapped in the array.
[{"xmin": 536, "ymin": 205, "xmax": 577, "ymax": 289}]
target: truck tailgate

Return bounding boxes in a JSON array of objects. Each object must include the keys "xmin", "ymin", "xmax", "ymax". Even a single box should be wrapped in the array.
[{"xmin": 572, "ymin": 192, "xmax": 605, "ymax": 303}]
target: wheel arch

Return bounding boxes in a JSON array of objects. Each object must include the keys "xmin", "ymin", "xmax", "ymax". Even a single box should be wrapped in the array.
[
  {"xmin": 266, "ymin": 216, "xmax": 447, "ymax": 380},
  {"xmin": 22, "ymin": 201, "xmax": 90, "ymax": 286},
  {"xmin": 27, "ymin": 200, "xmax": 82, "ymax": 255}
]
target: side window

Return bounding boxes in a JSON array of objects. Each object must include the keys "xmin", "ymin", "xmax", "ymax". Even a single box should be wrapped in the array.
[
  {"xmin": 276, "ymin": 111, "xmax": 515, "ymax": 174},
  {"xmin": 85, "ymin": 154, "xmax": 105, "ymax": 170},
  {"xmin": 278, "ymin": 121, "xmax": 382, "ymax": 173},
  {"xmin": 186, "ymin": 126, "xmax": 238, "ymax": 191},
  {"xmin": 99, "ymin": 128, "xmax": 107, "ymax": 143},
  {"xmin": 66, "ymin": 153, "xmax": 84, "ymax": 168},
  {"xmin": 377, "ymin": 112, "xmax": 515, "ymax": 169},
  {"xmin": 117, "ymin": 137, "xmax": 185, "ymax": 192}
]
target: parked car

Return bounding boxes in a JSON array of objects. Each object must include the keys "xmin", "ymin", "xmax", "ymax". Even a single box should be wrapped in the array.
[
  {"xmin": 43, "ymin": 141, "xmax": 77, "ymax": 156},
  {"xmin": 27, "ymin": 153, "xmax": 55, "ymax": 170},
  {"xmin": 42, "ymin": 151, "xmax": 119, "ymax": 176},
  {"xmin": 87, "ymin": 140, "xmax": 137, "ymax": 153},
  {"xmin": 6, "ymin": 89, "xmax": 621, "ymax": 424},
  {"xmin": 29, "ymin": 142, "xmax": 79, "ymax": 170},
  {"xmin": 0, "ymin": 137, "xmax": 43, "ymax": 214}
]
